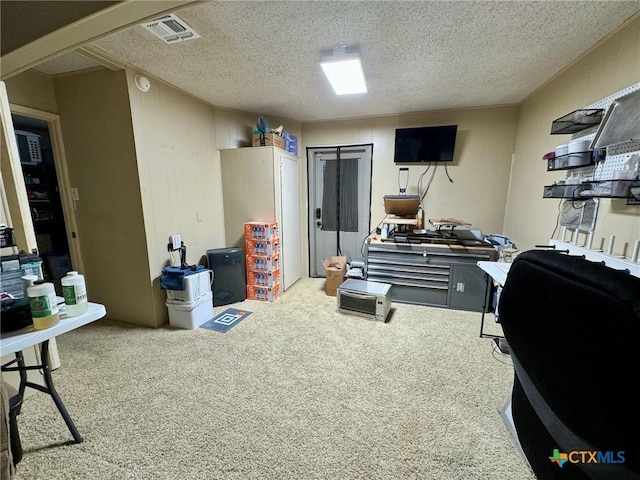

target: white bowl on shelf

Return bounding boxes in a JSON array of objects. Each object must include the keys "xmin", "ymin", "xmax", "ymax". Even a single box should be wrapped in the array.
[
  {"xmin": 568, "ymin": 139, "xmax": 591, "ymax": 154},
  {"xmin": 555, "ymin": 144, "xmax": 569, "ymax": 156},
  {"xmin": 567, "ymin": 151, "xmax": 591, "ymax": 167}
]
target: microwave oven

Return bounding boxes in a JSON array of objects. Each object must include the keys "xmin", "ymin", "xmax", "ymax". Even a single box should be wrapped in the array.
[{"xmin": 337, "ymin": 279, "xmax": 391, "ymax": 322}]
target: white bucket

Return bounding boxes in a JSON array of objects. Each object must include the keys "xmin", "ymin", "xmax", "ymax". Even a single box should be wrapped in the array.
[{"xmin": 166, "ymin": 291, "xmax": 213, "ymax": 329}]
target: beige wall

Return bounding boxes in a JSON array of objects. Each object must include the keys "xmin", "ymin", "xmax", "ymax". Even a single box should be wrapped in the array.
[
  {"xmin": 53, "ymin": 69, "xmax": 156, "ymax": 325},
  {"xmin": 302, "ymin": 106, "xmax": 518, "ymax": 238},
  {"xmin": 126, "ymin": 69, "xmax": 224, "ymax": 325},
  {"xmin": 505, "ymin": 16, "xmax": 640, "ymax": 251},
  {"xmin": 4, "ymin": 69, "xmax": 58, "ymax": 113}
]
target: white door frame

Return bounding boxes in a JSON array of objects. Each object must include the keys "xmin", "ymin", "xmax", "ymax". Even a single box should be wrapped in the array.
[{"xmin": 0, "ymin": 82, "xmax": 37, "ymax": 251}]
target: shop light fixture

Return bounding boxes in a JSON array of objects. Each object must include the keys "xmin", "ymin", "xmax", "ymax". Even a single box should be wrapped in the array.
[{"xmin": 320, "ymin": 46, "xmax": 367, "ymax": 95}]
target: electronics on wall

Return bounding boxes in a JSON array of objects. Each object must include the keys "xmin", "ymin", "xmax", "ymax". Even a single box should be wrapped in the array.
[{"xmin": 394, "ymin": 125, "xmax": 458, "ymax": 163}]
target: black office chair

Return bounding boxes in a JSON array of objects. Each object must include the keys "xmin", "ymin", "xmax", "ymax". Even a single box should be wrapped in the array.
[{"xmin": 498, "ymin": 250, "xmax": 640, "ymax": 480}]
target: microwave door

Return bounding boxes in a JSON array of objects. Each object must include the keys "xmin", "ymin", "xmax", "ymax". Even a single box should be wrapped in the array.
[{"xmin": 339, "ymin": 290, "xmax": 377, "ymax": 316}]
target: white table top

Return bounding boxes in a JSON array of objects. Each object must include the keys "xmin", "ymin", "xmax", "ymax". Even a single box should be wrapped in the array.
[
  {"xmin": 477, "ymin": 261, "xmax": 512, "ymax": 286},
  {"xmin": 1, "ymin": 302, "xmax": 106, "ymax": 356}
]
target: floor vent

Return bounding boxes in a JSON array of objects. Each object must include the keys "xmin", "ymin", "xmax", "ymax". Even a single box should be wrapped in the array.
[{"xmin": 141, "ymin": 13, "xmax": 200, "ymax": 44}]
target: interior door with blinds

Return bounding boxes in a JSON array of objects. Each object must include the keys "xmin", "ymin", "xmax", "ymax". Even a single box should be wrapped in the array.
[{"xmin": 307, "ymin": 144, "xmax": 373, "ymax": 277}]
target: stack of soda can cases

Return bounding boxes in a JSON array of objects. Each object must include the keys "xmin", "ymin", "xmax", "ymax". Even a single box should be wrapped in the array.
[{"xmin": 244, "ymin": 222, "xmax": 280, "ymax": 301}]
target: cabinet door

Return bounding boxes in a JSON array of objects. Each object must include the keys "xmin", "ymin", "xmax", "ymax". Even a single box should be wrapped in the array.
[
  {"xmin": 278, "ymin": 151, "xmax": 301, "ymax": 290},
  {"xmin": 448, "ymin": 265, "xmax": 489, "ymax": 312},
  {"xmin": 220, "ymin": 148, "xmax": 276, "ymax": 248}
]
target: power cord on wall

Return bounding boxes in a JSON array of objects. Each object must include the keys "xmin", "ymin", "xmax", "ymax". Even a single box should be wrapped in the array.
[
  {"xmin": 416, "ymin": 162, "xmax": 455, "ymax": 203},
  {"xmin": 444, "ymin": 162, "xmax": 454, "ymax": 183}
]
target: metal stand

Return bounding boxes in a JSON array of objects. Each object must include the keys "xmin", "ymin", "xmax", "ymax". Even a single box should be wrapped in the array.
[
  {"xmin": 479, "ymin": 272, "xmax": 509, "ymax": 356},
  {"xmin": 2, "ymin": 339, "xmax": 83, "ymax": 443},
  {"xmin": 479, "ymin": 272, "xmax": 500, "ymax": 340}
]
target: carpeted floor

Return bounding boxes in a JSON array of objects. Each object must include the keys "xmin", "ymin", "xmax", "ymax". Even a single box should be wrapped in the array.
[{"xmin": 10, "ymin": 278, "xmax": 534, "ymax": 479}]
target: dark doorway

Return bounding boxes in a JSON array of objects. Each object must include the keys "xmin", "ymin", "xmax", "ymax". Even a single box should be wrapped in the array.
[{"xmin": 13, "ymin": 114, "xmax": 72, "ymax": 285}]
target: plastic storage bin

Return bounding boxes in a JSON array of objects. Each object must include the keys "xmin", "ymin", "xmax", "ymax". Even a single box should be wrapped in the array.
[{"xmin": 166, "ymin": 291, "xmax": 213, "ymax": 329}]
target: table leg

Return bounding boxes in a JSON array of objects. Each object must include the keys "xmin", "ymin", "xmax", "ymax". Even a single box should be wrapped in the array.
[
  {"xmin": 479, "ymin": 273, "xmax": 504, "ymax": 341},
  {"xmin": 15, "ymin": 351, "xmax": 28, "ymax": 414},
  {"xmin": 479, "ymin": 272, "xmax": 495, "ymax": 338},
  {"xmin": 40, "ymin": 340, "xmax": 83, "ymax": 443}
]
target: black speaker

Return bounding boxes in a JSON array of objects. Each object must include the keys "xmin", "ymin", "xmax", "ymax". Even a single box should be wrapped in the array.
[{"xmin": 206, "ymin": 247, "xmax": 246, "ymax": 306}]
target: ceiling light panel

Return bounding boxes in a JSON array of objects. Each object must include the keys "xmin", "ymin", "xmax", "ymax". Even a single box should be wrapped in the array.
[{"xmin": 321, "ymin": 46, "xmax": 367, "ymax": 95}]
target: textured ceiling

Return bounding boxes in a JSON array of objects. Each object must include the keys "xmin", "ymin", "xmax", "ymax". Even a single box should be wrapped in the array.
[
  {"xmin": 35, "ymin": 51, "xmax": 103, "ymax": 76},
  {"xmin": 41, "ymin": 1, "xmax": 640, "ymax": 122}
]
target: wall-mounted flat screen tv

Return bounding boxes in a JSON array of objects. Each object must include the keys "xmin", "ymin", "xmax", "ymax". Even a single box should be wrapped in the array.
[{"xmin": 394, "ymin": 125, "xmax": 458, "ymax": 163}]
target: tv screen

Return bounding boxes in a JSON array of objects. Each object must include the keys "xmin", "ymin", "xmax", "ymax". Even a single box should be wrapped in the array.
[{"xmin": 394, "ymin": 125, "xmax": 458, "ymax": 163}]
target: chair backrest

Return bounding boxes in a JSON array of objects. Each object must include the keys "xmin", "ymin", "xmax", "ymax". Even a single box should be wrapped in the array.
[{"xmin": 499, "ymin": 250, "xmax": 640, "ymax": 480}]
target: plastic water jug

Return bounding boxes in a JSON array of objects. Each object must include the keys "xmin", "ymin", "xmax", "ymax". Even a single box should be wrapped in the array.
[
  {"xmin": 62, "ymin": 271, "xmax": 88, "ymax": 317},
  {"xmin": 27, "ymin": 282, "xmax": 59, "ymax": 330}
]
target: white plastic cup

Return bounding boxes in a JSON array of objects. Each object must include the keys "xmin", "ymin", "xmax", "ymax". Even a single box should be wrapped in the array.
[
  {"xmin": 27, "ymin": 282, "xmax": 60, "ymax": 330},
  {"xmin": 62, "ymin": 271, "xmax": 88, "ymax": 317},
  {"xmin": 21, "ymin": 274, "xmax": 39, "ymax": 298}
]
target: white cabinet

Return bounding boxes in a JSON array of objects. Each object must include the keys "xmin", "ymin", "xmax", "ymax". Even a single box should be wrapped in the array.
[{"xmin": 219, "ymin": 147, "xmax": 302, "ymax": 291}]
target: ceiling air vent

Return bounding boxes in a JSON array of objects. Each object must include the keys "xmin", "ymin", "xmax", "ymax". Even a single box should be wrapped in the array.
[{"xmin": 141, "ymin": 13, "xmax": 201, "ymax": 44}]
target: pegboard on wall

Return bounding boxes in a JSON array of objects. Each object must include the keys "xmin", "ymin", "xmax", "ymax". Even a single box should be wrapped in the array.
[{"xmin": 570, "ymin": 82, "xmax": 640, "ymax": 181}]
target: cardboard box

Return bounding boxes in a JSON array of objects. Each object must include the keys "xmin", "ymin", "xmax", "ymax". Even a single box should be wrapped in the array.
[
  {"xmin": 246, "ymin": 284, "xmax": 280, "ymax": 302},
  {"xmin": 252, "ymin": 133, "xmax": 285, "ymax": 150},
  {"xmin": 323, "ymin": 256, "xmax": 347, "ymax": 296},
  {"xmin": 247, "ymin": 268, "xmax": 280, "ymax": 287},
  {"xmin": 246, "ymin": 254, "xmax": 279, "ymax": 272},
  {"xmin": 245, "ymin": 238, "xmax": 280, "ymax": 256},
  {"xmin": 244, "ymin": 222, "xmax": 278, "ymax": 241}
]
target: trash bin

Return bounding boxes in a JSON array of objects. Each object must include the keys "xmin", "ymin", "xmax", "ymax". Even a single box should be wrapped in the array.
[{"xmin": 206, "ymin": 248, "xmax": 246, "ymax": 306}]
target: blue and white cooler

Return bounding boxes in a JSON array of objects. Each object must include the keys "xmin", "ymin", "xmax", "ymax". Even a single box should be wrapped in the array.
[{"xmin": 161, "ymin": 265, "xmax": 214, "ymax": 329}]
